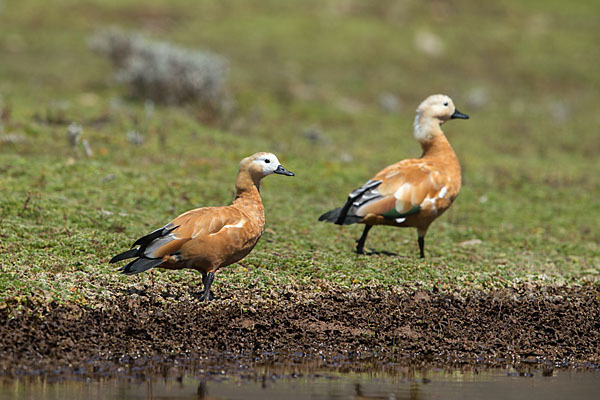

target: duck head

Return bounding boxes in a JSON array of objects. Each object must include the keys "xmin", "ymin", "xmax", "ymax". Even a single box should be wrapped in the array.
[
  {"xmin": 413, "ymin": 94, "xmax": 469, "ymax": 142},
  {"xmin": 240, "ymin": 152, "xmax": 294, "ymax": 182}
]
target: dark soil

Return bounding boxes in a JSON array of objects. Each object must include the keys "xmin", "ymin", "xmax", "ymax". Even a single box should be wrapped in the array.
[{"xmin": 1, "ymin": 283, "xmax": 599, "ymax": 379}]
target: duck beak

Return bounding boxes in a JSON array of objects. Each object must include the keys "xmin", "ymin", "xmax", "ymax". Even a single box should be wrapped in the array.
[
  {"xmin": 274, "ymin": 165, "xmax": 294, "ymax": 176},
  {"xmin": 451, "ymin": 109, "xmax": 469, "ymax": 119}
]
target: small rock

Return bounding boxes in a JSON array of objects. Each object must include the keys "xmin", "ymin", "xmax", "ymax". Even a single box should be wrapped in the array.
[
  {"xmin": 335, "ymin": 97, "xmax": 364, "ymax": 114},
  {"xmin": 126, "ymin": 130, "xmax": 144, "ymax": 146},
  {"xmin": 67, "ymin": 123, "xmax": 83, "ymax": 147},
  {"xmin": 79, "ymin": 92, "xmax": 99, "ymax": 107},
  {"xmin": 239, "ymin": 318, "xmax": 255, "ymax": 329},
  {"xmin": 301, "ymin": 126, "xmax": 327, "ymax": 144},
  {"xmin": 414, "ymin": 30, "xmax": 445, "ymax": 57},
  {"xmin": 0, "ymin": 133, "xmax": 25, "ymax": 144},
  {"xmin": 528, "ymin": 14, "xmax": 550, "ymax": 37},
  {"xmin": 547, "ymin": 100, "xmax": 570, "ymax": 124},
  {"xmin": 103, "ymin": 174, "xmax": 116, "ymax": 182},
  {"xmin": 109, "ymin": 97, "xmax": 124, "ymax": 114},
  {"xmin": 144, "ymin": 100, "xmax": 155, "ymax": 118},
  {"xmin": 466, "ymin": 87, "xmax": 489, "ymax": 109},
  {"xmin": 459, "ymin": 239, "xmax": 483, "ymax": 247},
  {"xmin": 378, "ymin": 92, "xmax": 401, "ymax": 113},
  {"xmin": 414, "ymin": 290, "xmax": 430, "ymax": 302},
  {"xmin": 82, "ymin": 138, "xmax": 93, "ymax": 158},
  {"xmin": 339, "ymin": 152, "xmax": 353, "ymax": 163}
]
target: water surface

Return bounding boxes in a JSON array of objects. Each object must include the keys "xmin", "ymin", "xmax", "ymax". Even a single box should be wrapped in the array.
[{"xmin": 1, "ymin": 368, "xmax": 598, "ymax": 400}]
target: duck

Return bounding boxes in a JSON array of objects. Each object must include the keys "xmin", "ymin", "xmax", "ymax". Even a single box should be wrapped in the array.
[
  {"xmin": 110, "ymin": 152, "xmax": 294, "ymax": 301},
  {"xmin": 319, "ymin": 94, "xmax": 469, "ymax": 258}
]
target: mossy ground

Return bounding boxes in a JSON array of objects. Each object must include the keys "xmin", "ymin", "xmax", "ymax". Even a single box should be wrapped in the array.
[{"xmin": 0, "ymin": 0, "xmax": 599, "ymax": 307}]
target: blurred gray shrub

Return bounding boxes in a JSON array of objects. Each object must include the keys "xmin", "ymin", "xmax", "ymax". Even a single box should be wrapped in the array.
[{"xmin": 89, "ymin": 29, "xmax": 229, "ymax": 108}]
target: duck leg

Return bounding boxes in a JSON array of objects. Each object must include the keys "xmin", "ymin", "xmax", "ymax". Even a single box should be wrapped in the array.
[
  {"xmin": 199, "ymin": 272, "xmax": 215, "ymax": 302},
  {"xmin": 355, "ymin": 225, "xmax": 372, "ymax": 255},
  {"xmin": 418, "ymin": 235, "xmax": 425, "ymax": 258}
]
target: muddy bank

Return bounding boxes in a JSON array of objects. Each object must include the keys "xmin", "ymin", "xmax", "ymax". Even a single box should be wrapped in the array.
[{"xmin": 1, "ymin": 283, "xmax": 599, "ymax": 379}]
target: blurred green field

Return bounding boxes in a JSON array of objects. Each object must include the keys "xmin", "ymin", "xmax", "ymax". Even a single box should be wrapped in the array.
[{"xmin": 0, "ymin": 0, "xmax": 599, "ymax": 305}]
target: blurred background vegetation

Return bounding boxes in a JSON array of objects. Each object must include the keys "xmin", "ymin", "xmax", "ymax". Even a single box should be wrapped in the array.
[{"xmin": 0, "ymin": 0, "xmax": 598, "ymax": 304}]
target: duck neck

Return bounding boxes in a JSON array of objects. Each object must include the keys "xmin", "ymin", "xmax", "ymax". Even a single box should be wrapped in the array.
[
  {"xmin": 413, "ymin": 113, "xmax": 443, "ymax": 143},
  {"xmin": 419, "ymin": 134, "xmax": 461, "ymax": 189},
  {"xmin": 419, "ymin": 134, "xmax": 455, "ymax": 159},
  {"xmin": 234, "ymin": 168, "xmax": 261, "ymax": 200},
  {"xmin": 414, "ymin": 114, "xmax": 456, "ymax": 159},
  {"xmin": 233, "ymin": 169, "xmax": 264, "ymax": 220}
]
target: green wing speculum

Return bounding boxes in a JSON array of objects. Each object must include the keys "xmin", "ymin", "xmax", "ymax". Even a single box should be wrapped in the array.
[{"xmin": 382, "ymin": 205, "xmax": 421, "ymax": 219}]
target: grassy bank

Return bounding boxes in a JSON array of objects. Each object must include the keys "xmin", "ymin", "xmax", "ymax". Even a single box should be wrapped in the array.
[{"xmin": 0, "ymin": 0, "xmax": 599, "ymax": 307}]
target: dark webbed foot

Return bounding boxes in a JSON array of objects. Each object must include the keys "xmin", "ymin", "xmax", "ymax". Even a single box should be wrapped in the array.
[
  {"xmin": 199, "ymin": 271, "xmax": 216, "ymax": 302},
  {"xmin": 418, "ymin": 235, "xmax": 425, "ymax": 258},
  {"xmin": 198, "ymin": 290, "xmax": 215, "ymax": 302},
  {"xmin": 355, "ymin": 241, "xmax": 365, "ymax": 255},
  {"xmin": 355, "ymin": 225, "xmax": 372, "ymax": 255}
]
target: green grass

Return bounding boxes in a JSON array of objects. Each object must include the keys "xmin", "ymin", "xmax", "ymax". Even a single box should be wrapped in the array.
[{"xmin": 1, "ymin": 0, "xmax": 599, "ymax": 306}]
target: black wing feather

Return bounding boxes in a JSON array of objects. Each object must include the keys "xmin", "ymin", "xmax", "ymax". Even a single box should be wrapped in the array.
[
  {"xmin": 110, "ymin": 223, "xmax": 179, "ymax": 274},
  {"xmin": 118, "ymin": 257, "xmax": 164, "ymax": 275},
  {"xmin": 109, "ymin": 248, "xmax": 140, "ymax": 264},
  {"xmin": 333, "ymin": 180, "xmax": 382, "ymax": 225},
  {"xmin": 318, "ymin": 208, "xmax": 363, "ymax": 225},
  {"xmin": 132, "ymin": 224, "xmax": 177, "ymax": 248}
]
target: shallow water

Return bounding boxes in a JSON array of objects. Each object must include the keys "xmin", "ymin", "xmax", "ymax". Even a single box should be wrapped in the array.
[{"xmin": 1, "ymin": 368, "xmax": 599, "ymax": 400}]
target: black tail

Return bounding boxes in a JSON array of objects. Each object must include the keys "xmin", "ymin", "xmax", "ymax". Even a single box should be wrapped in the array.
[
  {"xmin": 110, "ymin": 223, "xmax": 178, "ymax": 274},
  {"xmin": 319, "ymin": 180, "xmax": 382, "ymax": 225},
  {"xmin": 318, "ymin": 207, "xmax": 361, "ymax": 225},
  {"xmin": 132, "ymin": 224, "xmax": 178, "ymax": 247},
  {"xmin": 118, "ymin": 257, "xmax": 164, "ymax": 275},
  {"xmin": 109, "ymin": 248, "xmax": 140, "ymax": 263},
  {"xmin": 111, "ymin": 249, "xmax": 164, "ymax": 276}
]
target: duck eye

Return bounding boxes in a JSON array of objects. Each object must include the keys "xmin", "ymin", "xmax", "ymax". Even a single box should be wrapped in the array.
[
  {"xmin": 443, "ymin": 102, "xmax": 449, "ymax": 106},
  {"xmin": 264, "ymin": 159, "xmax": 271, "ymax": 163}
]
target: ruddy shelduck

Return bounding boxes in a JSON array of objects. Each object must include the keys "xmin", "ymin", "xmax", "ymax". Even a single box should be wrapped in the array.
[
  {"xmin": 110, "ymin": 152, "xmax": 294, "ymax": 301},
  {"xmin": 319, "ymin": 94, "xmax": 469, "ymax": 258}
]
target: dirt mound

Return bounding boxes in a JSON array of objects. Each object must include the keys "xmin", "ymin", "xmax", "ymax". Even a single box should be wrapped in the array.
[{"xmin": 1, "ymin": 283, "xmax": 599, "ymax": 379}]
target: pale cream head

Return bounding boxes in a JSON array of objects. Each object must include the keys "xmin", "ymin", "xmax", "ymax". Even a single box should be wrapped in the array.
[
  {"xmin": 413, "ymin": 94, "xmax": 468, "ymax": 142},
  {"xmin": 240, "ymin": 152, "xmax": 294, "ymax": 180}
]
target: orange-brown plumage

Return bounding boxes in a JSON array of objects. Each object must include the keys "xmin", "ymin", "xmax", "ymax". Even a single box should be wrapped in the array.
[
  {"xmin": 319, "ymin": 94, "xmax": 469, "ymax": 257},
  {"xmin": 110, "ymin": 152, "xmax": 294, "ymax": 301}
]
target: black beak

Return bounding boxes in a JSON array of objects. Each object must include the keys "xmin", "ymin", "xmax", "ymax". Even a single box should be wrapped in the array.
[
  {"xmin": 451, "ymin": 109, "xmax": 469, "ymax": 119},
  {"xmin": 274, "ymin": 165, "xmax": 294, "ymax": 176}
]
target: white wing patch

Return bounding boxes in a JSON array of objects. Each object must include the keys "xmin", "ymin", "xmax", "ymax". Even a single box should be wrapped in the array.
[
  {"xmin": 223, "ymin": 221, "xmax": 245, "ymax": 229},
  {"xmin": 208, "ymin": 220, "xmax": 246, "ymax": 236},
  {"xmin": 421, "ymin": 196, "xmax": 436, "ymax": 211},
  {"xmin": 420, "ymin": 186, "xmax": 449, "ymax": 212},
  {"xmin": 438, "ymin": 186, "xmax": 447, "ymax": 199},
  {"xmin": 393, "ymin": 183, "xmax": 412, "ymax": 200}
]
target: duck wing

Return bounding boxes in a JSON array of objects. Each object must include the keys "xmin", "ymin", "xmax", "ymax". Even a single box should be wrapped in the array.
[
  {"xmin": 324, "ymin": 159, "xmax": 447, "ymax": 224},
  {"xmin": 110, "ymin": 206, "xmax": 246, "ymax": 275}
]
